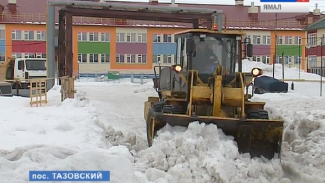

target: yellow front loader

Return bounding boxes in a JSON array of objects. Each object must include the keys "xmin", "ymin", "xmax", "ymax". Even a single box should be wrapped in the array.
[{"xmin": 144, "ymin": 29, "xmax": 283, "ymax": 159}]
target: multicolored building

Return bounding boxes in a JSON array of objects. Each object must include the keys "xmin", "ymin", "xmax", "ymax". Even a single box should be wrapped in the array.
[
  {"xmin": 0, "ymin": 0, "xmax": 323, "ymax": 74},
  {"xmin": 306, "ymin": 16, "xmax": 325, "ymax": 74}
]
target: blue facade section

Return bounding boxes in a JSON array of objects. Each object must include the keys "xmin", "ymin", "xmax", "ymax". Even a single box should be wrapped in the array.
[
  {"xmin": 0, "ymin": 40, "xmax": 5, "ymax": 53},
  {"xmin": 153, "ymin": 43, "xmax": 176, "ymax": 55}
]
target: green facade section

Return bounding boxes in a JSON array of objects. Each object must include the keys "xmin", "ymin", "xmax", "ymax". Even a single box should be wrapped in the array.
[
  {"xmin": 276, "ymin": 45, "xmax": 302, "ymax": 56},
  {"xmin": 78, "ymin": 42, "xmax": 110, "ymax": 54}
]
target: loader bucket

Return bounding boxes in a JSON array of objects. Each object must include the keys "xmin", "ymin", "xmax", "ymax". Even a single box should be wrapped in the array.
[{"xmin": 150, "ymin": 112, "xmax": 283, "ymax": 159}]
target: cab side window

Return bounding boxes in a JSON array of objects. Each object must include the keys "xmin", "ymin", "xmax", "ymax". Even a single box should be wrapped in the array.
[{"xmin": 18, "ymin": 61, "xmax": 23, "ymax": 70}]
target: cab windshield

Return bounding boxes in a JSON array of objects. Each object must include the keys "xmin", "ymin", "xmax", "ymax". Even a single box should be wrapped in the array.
[
  {"xmin": 192, "ymin": 36, "xmax": 236, "ymax": 74},
  {"xmin": 176, "ymin": 34, "xmax": 237, "ymax": 75}
]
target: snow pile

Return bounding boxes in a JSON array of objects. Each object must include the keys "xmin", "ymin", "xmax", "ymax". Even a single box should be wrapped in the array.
[
  {"xmin": 0, "ymin": 85, "xmax": 136, "ymax": 183},
  {"xmin": 240, "ymin": 59, "xmax": 324, "ymax": 80},
  {"xmin": 251, "ymin": 90, "xmax": 325, "ymax": 182},
  {"xmin": 0, "ymin": 146, "xmax": 135, "ymax": 183},
  {"xmin": 134, "ymin": 122, "xmax": 289, "ymax": 183}
]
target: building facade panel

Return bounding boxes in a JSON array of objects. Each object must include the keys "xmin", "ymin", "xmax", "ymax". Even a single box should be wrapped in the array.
[
  {"xmin": 78, "ymin": 42, "xmax": 110, "ymax": 54},
  {"xmin": 12, "ymin": 41, "xmax": 46, "ymax": 53},
  {"xmin": 0, "ymin": 25, "xmax": 5, "ymax": 61},
  {"xmin": 116, "ymin": 43, "xmax": 147, "ymax": 54},
  {"xmin": 152, "ymin": 43, "xmax": 177, "ymax": 55},
  {"xmin": 251, "ymin": 45, "xmax": 271, "ymax": 55}
]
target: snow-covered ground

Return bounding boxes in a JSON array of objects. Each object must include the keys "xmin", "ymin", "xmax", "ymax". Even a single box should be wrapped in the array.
[{"xmin": 0, "ymin": 61, "xmax": 325, "ymax": 183}]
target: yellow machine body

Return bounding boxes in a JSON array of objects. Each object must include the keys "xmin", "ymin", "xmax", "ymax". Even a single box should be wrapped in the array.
[{"xmin": 144, "ymin": 29, "xmax": 283, "ymax": 159}]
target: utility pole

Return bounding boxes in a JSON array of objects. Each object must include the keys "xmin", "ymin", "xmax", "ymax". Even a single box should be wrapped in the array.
[
  {"xmin": 282, "ymin": 51, "xmax": 284, "ymax": 82},
  {"xmin": 321, "ymin": 35, "xmax": 323, "ymax": 97},
  {"xmin": 273, "ymin": 13, "xmax": 277, "ymax": 78},
  {"xmin": 299, "ymin": 37, "xmax": 301, "ymax": 79}
]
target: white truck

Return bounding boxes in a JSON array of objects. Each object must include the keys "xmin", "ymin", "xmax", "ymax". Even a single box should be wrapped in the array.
[{"xmin": 0, "ymin": 57, "xmax": 47, "ymax": 90}]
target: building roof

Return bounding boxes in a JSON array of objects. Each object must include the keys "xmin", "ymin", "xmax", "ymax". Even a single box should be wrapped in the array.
[
  {"xmin": 306, "ymin": 16, "xmax": 325, "ymax": 30},
  {"xmin": 0, "ymin": 0, "xmax": 323, "ymax": 30}
]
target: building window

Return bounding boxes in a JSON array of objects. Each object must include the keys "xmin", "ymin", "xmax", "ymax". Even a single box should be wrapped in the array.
[
  {"xmin": 12, "ymin": 30, "xmax": 22, "ymax": 40},
  {"xmin": 78, "ymin": 54, "xmax": 87, "ymax": 63},
  {"xmin": 277, "ymin": 36, "xmax": 283, "ymax": 44},
  {"xmin": 0, "ymin": 53, "xmax": 5, "ymax": 61},
  {"xmin": 89, "ymin": 32, "xmax": 98, "ymax": 41},
  {"xmin": 288, "ymin": 36, "xmax": 293, "ymax": 44},
  {"xmin": 284, "ymin": 56, "xmax": 292, "ymax": 64},
  {"xmin": 116, "ymin": 54, "xmax": 124, "ymax": 63},
  {"xmin": 138, "ymin": 54, "xmax": 147, "ymax": 63},
  {"xmin": 36, "ymin": 31, "xmax": 46, "ymax": 41},
  {"xmin": 78, "ymin": 32, "xmax": 87, "ymax": 41},
  {"xmin": 153, "ymin": 34, "xmax": 162, "ymax": 43},
  {"xmin": 116, "ymin": 33, "xmax": 125, "ymax": 42},
  {"xmin": 308, "ymin": 33, "xmax": 317, "ymax": 46},
  {"xmin": 126, "ymin": 54, "xmax": 136, "ymax": 63},
  {"xmin": 153, "ymin": 55, "xmax": 163, "ymax": 63},
  {"xmin": 163, "ymin": 34, "xmax": 172, "ymax": 42},
  {"xmin": 253, "ymin": 35, "xmax": 261, "ymax": 44},
  {"xmin": 101, "ymin": 54, "xmax": 110, "ymax": 63},
  {"xmin": 308, "ymin": 55, "xmax": 317, "ymax": 68},
  {"xmin": 294, "ymin": 36, "xmax": 302, "ymax": 45},
  {"xmin": 126, "ymin": 33, "xmax": 136, "ymax": 42},
  {"xmin": 163, "ymin": 55, "xmax": 172, "ymax": 63},
  {"xmin": 12, "ymin": 53, "xmax": 22, "ymax": 58},
  {"xmin": 263, "ymin": 36, "xmax": 270, "ymax": 44},
  {"xmin": 254, "ymin": 56, "xmax": 260, "ymax": 62},
  {"xmin": 0, "ymin": 30, "xmax": 5, "ymax": 40},
  {"xmin": 24, "ymin": 31, "xmax": 34, "ymax": 40},
  {"xmin": 101, "ymin": 33, "xmax": 110, "ymax": 42},
  {"xmin": 137, "ymin": 33, "xmax": 147, "ymax": 42},
  {"xmin": 89, "ymin": 54, "xmax": 99, "ymax": 63},
  {"xmin": 262, "ymin": 56, "xmax": 270, "ymax": 64},
  {"xmin": 294, "ymin": 56, "xmax": 301, "ymax": 64},
  {"xmin": 24, "ymin": 53, "xmax": 36, "ymax": 58}
]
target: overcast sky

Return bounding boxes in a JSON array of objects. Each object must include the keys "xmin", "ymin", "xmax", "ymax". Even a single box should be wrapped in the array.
[{"xmin": 106, "ymin": 0, "xmax": 325, "ymax": 12}]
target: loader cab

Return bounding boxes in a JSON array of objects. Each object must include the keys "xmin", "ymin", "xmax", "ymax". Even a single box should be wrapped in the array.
[{"xmin": 174, "ymin": 30, "xmax": 253, "ymax": 83}]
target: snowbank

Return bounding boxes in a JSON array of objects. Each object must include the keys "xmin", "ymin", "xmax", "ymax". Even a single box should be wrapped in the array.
[
  {"xmin": 240, "ymin": 59, "xmax": 324, "ymax": 80},
  {"xmin": 135, "ymin": 123, "xmax": 288, "ymax": 183},
  {"xmin": 0, "ymin": 85, "xmax": 136, "ymax": 183},
  {"xmin": 0, "ymin": 146, "xmax": 135, "ymax": 183},
  {"xmin": 251, "ymin": 92, "xmax": 325, "ymax": 183}
]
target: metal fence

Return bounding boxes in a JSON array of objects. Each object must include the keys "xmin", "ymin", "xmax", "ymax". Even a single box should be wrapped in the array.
[
  {"xmin": 55, "ymin": 70, "xmax": 157, "ymax": 84},
  {"xmin": 309, "ymin": 67, "xmax": 325, "ymax": 77}
]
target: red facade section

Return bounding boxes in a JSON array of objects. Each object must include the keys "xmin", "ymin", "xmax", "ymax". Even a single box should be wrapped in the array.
[
  {"xmin": 12, "ymin": 41, "xmax": 46, "ymax": 53},
  {"xmin": 305, "ymin": 46, "xmax": 325, "ymax": 57}
]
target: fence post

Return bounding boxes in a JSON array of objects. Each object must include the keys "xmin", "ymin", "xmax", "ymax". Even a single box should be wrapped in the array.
[
  {"xmin": 131, "ymin": 73, "xmax": 134, "ymax": 83},
  {"xmin": 140, "ymin": 73, "xmax": 143, "ymax": 84}
]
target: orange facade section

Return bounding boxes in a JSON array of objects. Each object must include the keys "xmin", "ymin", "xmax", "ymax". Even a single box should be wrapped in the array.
[
  {"xmin": 5, "ymin": 24, "xmax": 46, "ymax": 62},
  {"xmin": 270, "ymin": 30, "xmax": 306, "ymax": 69}
]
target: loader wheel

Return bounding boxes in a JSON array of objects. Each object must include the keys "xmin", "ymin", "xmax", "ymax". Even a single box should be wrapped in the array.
[
  {"xmin": 146, "ymin": 108, "xmax": 158, "ymax": 147},
  {"xmin": 247, "ymin": 109, "xmax": 269, "ymax": 119}
]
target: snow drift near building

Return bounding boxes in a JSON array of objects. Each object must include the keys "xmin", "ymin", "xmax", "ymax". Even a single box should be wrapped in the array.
[{"xmin": 240, "ymin": 59, "xmax": 324, "ymax": 80}]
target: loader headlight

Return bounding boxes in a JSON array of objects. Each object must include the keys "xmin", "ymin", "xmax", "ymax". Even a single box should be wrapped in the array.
[
  {"xmin": 175, "ymin": 65, "xmax": 182, "ymax": 72},
  {"xmin": 172, "ymin": 65, "xmax": 182, "ymax": 72},
  {"xmin": 251, "ymin": 68, "xmax": 262, "ymax": 77}
]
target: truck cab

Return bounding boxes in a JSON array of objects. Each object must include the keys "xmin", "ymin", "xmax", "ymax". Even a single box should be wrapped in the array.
[{"xmin": 1, "ymin": 57, "xmax": 47, "ymax": 89}]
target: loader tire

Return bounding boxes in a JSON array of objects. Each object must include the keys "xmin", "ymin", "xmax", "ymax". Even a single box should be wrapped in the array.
[
  {"xmin": 247, "ymin": 109, "xmax": 269, "ymax": 119},
  {"xmin": 146, "ymin": 106, "xmax": 159, "ymax": 147}
]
